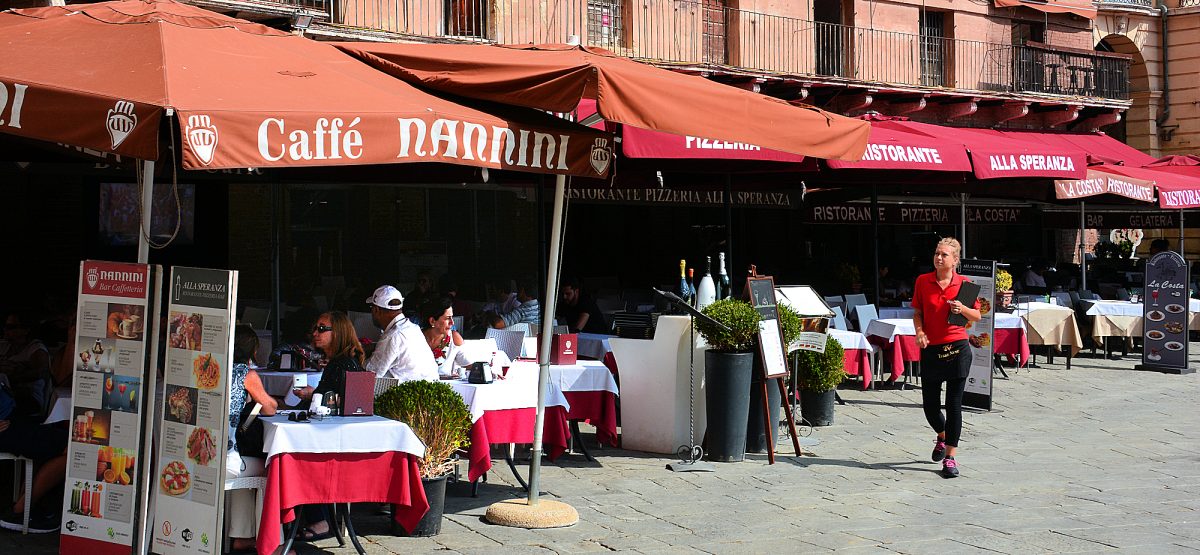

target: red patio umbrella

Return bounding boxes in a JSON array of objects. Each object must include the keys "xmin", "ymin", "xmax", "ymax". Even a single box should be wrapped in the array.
[
  {"xmin": 333, "ymin": 42, "xmax": 871, "ymax": 162},
  {"xmin": 0, "ymin": 0, "xmax": 611, "ymax": 176}
]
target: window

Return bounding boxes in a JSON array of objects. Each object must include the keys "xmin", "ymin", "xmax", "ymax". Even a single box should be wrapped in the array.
[
  {"xmin": 587, "ymin": 0, "xmax": 623, "ymax": 49},
  {"xmin": 702, "ymin": 0, "xmax": 727, "ymax": 64},
  {"xmin": 919, "ymin": 11, "xmax": 947, "ymax": 87},
  {"xmin": 446, "ymin": 0, "xmax": 488, "ymax": 39}
]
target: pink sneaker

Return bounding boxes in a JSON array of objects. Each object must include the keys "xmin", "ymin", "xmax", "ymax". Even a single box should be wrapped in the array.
[
  {"xmin": 931, "ymin": 438, "xmax": 946, "ymax": 462},
  {"xmin": 941, "ymin": 457, "xmax": 959, "ymax": 478}
]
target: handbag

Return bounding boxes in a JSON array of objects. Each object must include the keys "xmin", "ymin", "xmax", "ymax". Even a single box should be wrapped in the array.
[{"xmin": 234, "ymin": 402, "xmax": 266, "ymax": 458}]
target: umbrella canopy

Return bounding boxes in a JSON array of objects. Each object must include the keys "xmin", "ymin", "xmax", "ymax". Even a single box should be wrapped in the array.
[
  {"xmin": 874, "ymin": 120, "xmax": 1087, "ymax": 179},
  {"xmin": 333, "ymin": 42, "xmax": 870, "ymax": 162},
  {"xmin": 0, "ymin": 0, "xmax": 611, "ymax": 176},
  {"xmin": 1145, "ymin": 154, "xmax": 1200, "ymax": 168},
  {"xmin": 1102, "ymin": 164, "xmax": 1200, "ymax": 209}
]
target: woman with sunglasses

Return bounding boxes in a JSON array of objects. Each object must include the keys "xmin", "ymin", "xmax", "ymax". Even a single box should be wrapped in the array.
[
  {"xmin": 290, "ymin": 312, "xmax": 365, "ymax": 543},
  {"xmin": 294, "ymin": 312, "xmax": 366, "ymax": 405}
]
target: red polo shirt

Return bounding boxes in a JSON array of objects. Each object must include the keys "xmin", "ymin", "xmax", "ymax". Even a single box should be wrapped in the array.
[{"xmin": 913, "ymin": 271, "xmax": 978, "ymax": 345}]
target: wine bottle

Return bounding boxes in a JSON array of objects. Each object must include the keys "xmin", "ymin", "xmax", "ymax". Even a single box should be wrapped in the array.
[
  {"xmin": 717, "ymin": 252, "xmax": 731, "ymax": 299},
  {"xmin": 687, "ymin": 268, "xmax": 697, "ymax": 306},
  {"xmin": 696, "ymin": 256, "xmax": 717, "ymax": 310},
  {"xmin": 678, "ymin": 259, "xmax": 691, "ymax": 305}
]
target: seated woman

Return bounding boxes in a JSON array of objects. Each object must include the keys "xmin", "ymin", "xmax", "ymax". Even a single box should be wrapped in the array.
[
  {"xmin": 226, "ymin": 325, "xmax": 287, "ymax": 553},
  {"xmin": 0, "ymin": 381, "xmax": 68, "ymax": 533},
  {"xmin": 291, "ymin": 312, "xmax": 366, "ymax": 541},
  {"xmin": 0, "ymin": 311, "xmax": 52, "ymax": 419},
  {"xmin": 420, "ymin": 298, "xmax": 464, "ymax": 373}
]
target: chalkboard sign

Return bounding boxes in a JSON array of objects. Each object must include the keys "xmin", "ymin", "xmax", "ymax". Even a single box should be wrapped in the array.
[
  {"xmin": 746, "ymin": 275, "xmax": 788, "ymax": 379},
  {"xmin": 1137, "ymin": 252, "xmax": 1192, "ymax": 374}
]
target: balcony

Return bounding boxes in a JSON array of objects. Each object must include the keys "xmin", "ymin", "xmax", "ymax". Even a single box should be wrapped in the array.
[{"xmin": 292, "ymin": 0, "xmax": 1131, "ymax": 101}]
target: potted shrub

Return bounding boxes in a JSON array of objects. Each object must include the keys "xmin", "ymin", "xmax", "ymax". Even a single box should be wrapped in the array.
[
  {"xmin": 746, "ymin": 303, "xmax": 803, "ymax": 453},
  {"xmin": 375, "ymin": 380, "xmax": 471, "ymax": 536},
  {"xmin": 835, "ymin": 263, "xmax": 862, "ymax": 293},
  {"xmin": 793, "ymin": 337, "xmax": 846, "ymax": 426},
  {"xmin": 995, "ymin": 269, "xmax": 1014, "ymax": 309},
  {"xmin": 696, "ymin": 298, "xmax": 761, "ymax": 462}
]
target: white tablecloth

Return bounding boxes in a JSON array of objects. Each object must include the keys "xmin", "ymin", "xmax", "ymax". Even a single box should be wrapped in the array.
[
  {"xmin": 1085, "ymin": 299, "xmax": 1200, "ymax": 317},
  {"xmin": 257, "ymin": 370, "xmax": 323, "ymax": 396},
  {"xmin": 576, "ymin": 333, "xmax": 615, "ymax": 360},
  {"xmin": 864, "ymin": 318, "xmax": 916, "ymax": 342},
  {"xmin": 994, "ymin": 312, "xmax": 1026, "ymax": 331},
  {"xmin": 541, "ymin": 360, "xmax": 618, "ymax": 395},
  {"xmin": 878, "ymin": 307, "xmax": 915, "ymax": 320},
  {"xmin": 826, "ymin": 329, "xmax": 873, "ymax": 351},
  {"xmin": 1013, "ymin": 301, "xmax": 1073, "ymax": 315},
  {"xmin": 260, "ymin": 414, "xmax": 425, "ymax": 462},
  {"xmin": 448, "ymin": 366, "xmax": 570, "ymax": 423}
]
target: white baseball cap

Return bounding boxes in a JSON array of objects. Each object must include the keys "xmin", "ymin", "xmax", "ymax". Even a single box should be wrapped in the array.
[{"xmin": 365, "ymin": 285, "xmax": 404, "ymax": 310}]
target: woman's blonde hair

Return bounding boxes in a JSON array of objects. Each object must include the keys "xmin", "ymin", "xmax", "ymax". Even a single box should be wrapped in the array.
[
  {"xmin": 936, "ymin": 237, "xmax": 962, "ymax": 260},
  {"xmin": 318, "ymin": 311, "xmax": 365, "ymax": 366}
]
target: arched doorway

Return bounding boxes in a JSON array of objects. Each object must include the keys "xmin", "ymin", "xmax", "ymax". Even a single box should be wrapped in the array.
[{"xmin": 1095, "ymin": 33, "xmax": 1150, "ymax": 151}]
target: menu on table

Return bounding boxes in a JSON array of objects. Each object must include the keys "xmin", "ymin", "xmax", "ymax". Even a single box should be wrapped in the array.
[
  {"xmin": 1140, "ymin": 252, "xmax": 1191, "ymax": 372},
  {"xmin": 959, "ymin": 259, "xmax": 996, "ymax": 411},
  {"xmin": 60, "ymin": 261, "xmax": 159, "ymax": 555},
  {"xmin": 151, "ymin": 267, "xmax": 238, "ymax": 555}
]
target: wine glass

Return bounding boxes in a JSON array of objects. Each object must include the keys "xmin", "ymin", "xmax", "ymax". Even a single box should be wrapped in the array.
[{"xmin": 1152, "ymin": 289, "xmax": 1160, "ymax": 307}]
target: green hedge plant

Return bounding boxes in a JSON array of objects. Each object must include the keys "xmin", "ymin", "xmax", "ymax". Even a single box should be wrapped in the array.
[
  {"xmin": 777, "ymin": 303, "xmax": 803, "ymax": 348},
  {"xmin": 376, "ymin": 380, "xmax": 471, "ymax": 478},
  {"xmin": 793, "ymin": 337, "xmax": 846, "ymax": 393},
  {"xmin": 697, "ymin": 298, "xmax": 761, "ymax": 352}
]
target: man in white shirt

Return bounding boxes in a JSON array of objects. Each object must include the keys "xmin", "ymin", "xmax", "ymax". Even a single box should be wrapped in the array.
[{"xmin": 363, "ymin": 285, "xmax": 438, "ymax": 382}]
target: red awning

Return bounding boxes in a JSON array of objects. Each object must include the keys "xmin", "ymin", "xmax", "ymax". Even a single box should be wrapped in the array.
[
  {"xmin": 878, "ymin": 121, "xmax": 1087, "ymax": 180},
  {"xmin": 1102, "ymin": 165, "xmax": 1200, "ymax": 209},
  {"xmin": 999, "ymin": 130, "xmax": 1156, "ymax": 167},
  {"xmin": 1054, "ymin": 169, "xmax": 1156, "ymax": 203},
  {"xmin": 825, "ymin": 122, "xmax": 972, "ymax": 171},
  {"xmin": 994, "ymin": 0, "xmax": 1096, "ymax": 20}
]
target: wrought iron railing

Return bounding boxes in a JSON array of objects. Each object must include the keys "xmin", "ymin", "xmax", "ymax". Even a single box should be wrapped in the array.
[
  {"xmin": 1096, "ymin": 0, "xmax": 1154, "ymax": 7},
  {"xmin": 1181, "ymin": 0, "xmax": 1199, "ymax": 7},
  {"xmin": 322, "ymin": 0, "xmax": 1129, "ymax": 99}
]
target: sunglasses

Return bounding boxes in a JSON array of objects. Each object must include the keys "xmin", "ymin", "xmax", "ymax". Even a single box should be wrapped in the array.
[
  {"xmin": 311, "ymin": 324, "xmax": 333, "ymax": 334},
  {"xmin": 287, "ymin": 411, "xmax": 310, "ymax": 422}
]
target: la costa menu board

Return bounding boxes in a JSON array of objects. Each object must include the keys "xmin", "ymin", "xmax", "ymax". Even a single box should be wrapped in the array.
[
  {"xmin": 60, "ymin": 261, "xmax": 158, "ymax": 555},
  {"xmin": 959, "ymin": 260, "xmax": 996, "ymax": 411},
  {"xmin": 152, "ymin": 267, "xmax": 238, "ymax": 555},
  {"xmin": 1140, "ymin": 252, "xmax": 1191, "ymax": 372}
]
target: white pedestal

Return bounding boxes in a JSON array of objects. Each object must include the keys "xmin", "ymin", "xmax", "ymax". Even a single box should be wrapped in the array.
[{"xmin": 610, "ymin": 315, "xmax": 708, "ymax": 455}]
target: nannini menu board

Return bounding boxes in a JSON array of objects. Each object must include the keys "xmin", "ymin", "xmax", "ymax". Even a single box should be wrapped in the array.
[
  {"xmin": 151, "ymin": 267, "xmax": 238, "ymax": 555},
  {"xmin": 60, "ymin": 261, "xmax": 160, "ymax": 555}
]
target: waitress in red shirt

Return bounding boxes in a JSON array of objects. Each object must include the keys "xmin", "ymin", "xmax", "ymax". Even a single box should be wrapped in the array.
[{"xmin": 912, "ymin": 238, "xmax": 981, "ymax": 478}]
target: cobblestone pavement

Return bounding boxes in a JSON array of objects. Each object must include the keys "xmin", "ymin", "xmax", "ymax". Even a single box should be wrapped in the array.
[{"xmin": 6, "ymin": 344, "xmax": 1199, "ymax": 554}]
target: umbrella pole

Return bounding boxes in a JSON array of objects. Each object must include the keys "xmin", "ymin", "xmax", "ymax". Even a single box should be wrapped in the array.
[
  {"xmin": 486, "ymin": 174, "xmax": 577, "ymax": 529},
  {"xmin": 137, "ymin": 160, "xmax": 155, "ymax": 263},
  {"xmin": 960, "ymin": 193, "xmax": 967, "ymax": 257},
  {"xmin": 1080, "ymin": 201, "xmax": 1087, "ymax": 291},
  {"xmin": 272, "ymin": 184, "xmax": 283, "ymax": 345},
  {"xmin": 872, "ymin": 185, "xmax": 880, "ymax": 307},
  {"xmin": 1180, "ymin": 210, "xmax": 1185, "ymax": 258}
]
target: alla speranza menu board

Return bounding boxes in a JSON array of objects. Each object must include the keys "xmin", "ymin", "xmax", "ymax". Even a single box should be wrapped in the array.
[
  {"xmin": 151, "ymin": 267, "xmax": 237, "ymax": 555},
  {"xmin": 60, "ymin": 261, "xmax": 157, "ymax": 555}
]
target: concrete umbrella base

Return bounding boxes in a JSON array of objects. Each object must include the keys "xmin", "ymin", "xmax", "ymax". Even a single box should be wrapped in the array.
[{"xmin": 484, "ymin": 499, "xmax": 579, "ymax": 529}]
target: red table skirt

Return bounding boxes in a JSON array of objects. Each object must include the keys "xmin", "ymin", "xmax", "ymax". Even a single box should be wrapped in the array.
[
  {"xmin": 869, "ymin": 335, "xmax": 918, "ymax": 383},
  {"xmin": 842, "ymin": 348, "xmax": 874, "ymax": 390},
  {"xmin": 466, "ymin": 406, "xmax": 570, "ymax": 483},
  {"xmin": 993, "ymin": 327, "xmax": 1030, "ymax": 367},
  {"xmin": 563, "ymin": 390, "xmax": 619, "ymax": 447},
  {"xmin": 257, "ymin": 451, "xmax": 428, "ymax": 555}
]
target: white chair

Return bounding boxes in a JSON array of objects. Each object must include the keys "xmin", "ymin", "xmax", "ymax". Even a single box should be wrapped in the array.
[
  {"xmin": 349, "ymin": 311, "xmax": 380, "ymax": 342},
  {"xmin": 506, "ymin": 322, "xmax": 532, "ymax": 336},
  {"xmin": 844, "ymin": 294, "xmax": 868, "ymax": 329},
  {"xmin": 241, "ymin": 306, "xmax": 270, "ymax": 330},
  {"xmin": 553, "ymin": 325, "xmax": 569, "ymax": 335},
  {"xmin": 823, "ymin": 295, "xmax": 846, "ymax": 312},
  {"xmin": 829, "ymin": 306, "xmax": 849, "ymax": 331},
  {"xmin": 0, "ymin": 453, "xmax": 33, "ymax": 533},
  {"xmin": 452, "ymin": 316, "xmax": 464, "ymax": 332},
  {"xmin": 485, "ymin": 328, "xmax": 527, "ymax": 361},
  {"xmin": 374, "ymin": 377, "xmax": 401, "ymax": 397},
  {"xmin": 222, "ymin": 476, "xmax": 266, "ymax": 551},
  {"xmin": 853, "ymin": 304, "xmax": 879, "ymax": 335}
]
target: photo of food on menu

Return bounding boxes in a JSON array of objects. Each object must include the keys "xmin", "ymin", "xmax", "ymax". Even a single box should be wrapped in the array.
[
  {"xmin": 168, "ymin": 311, "xmax": 204, "ymax": 350},
  {"xmin": 105, "ymin": 303, "xmax": 146, "ymax": 341}
]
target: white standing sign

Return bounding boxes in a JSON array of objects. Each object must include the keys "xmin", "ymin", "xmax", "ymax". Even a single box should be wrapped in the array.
[
  {"xmin": 61, "ymin": 261, "xmax": 159, "ymax": 555},
  {"xmin": 959, "ymin": 259, "xmax": 996, "ymax": 411},
  {"xmin": 151, "ymin": 267, "xmax": 238, "ymax": 555}
]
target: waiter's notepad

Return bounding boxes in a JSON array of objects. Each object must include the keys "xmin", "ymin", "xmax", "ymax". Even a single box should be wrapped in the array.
[{"xmin": 947, "ymin": 280, "xmax": 982, "ymax": 327}]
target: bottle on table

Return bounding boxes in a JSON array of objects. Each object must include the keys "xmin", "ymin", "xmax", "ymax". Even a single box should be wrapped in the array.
[
  {"xmin": 717, "ymin": 252, "xmax": 731, "ymax": 300},
  {"xmin": 696, "ymin": 257, "xmax": 716, "ymax": 310},
  {"xmin": 687, "ymin": 268, "xmax": 697, "ymax": 306},
  {"xmin": 678, "ymin": 259, "xmax": 693, "ymax": 306}
]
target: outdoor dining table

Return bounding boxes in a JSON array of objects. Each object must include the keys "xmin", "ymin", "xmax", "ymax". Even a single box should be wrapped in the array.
[
  {"xmin": 1084, "ymin": 298, "xmax": 1200, "ymax": 341},
  {"xmin": 1013, "ymin": 302, "xmax": 1082, "ymax": 367},
  {"xmin": 819, "ymin": 329, "xmax": 875, "ymax": 389},
  {"xmin": 993, "ymin": 312, "xmax": 1031, "ymax": 368},
  {"xmin": 257, "ymin": 414, "xmax": 428, "ymax": 555},
  {"xmin": 540, "ymin": 359, "xmax": 620, "ymax": 450},
  {"xmin": 863, "ymin": 319, "xmax": 919, "ymax": 384},
  {"xmin": 447, "ymin": 364, "xmax": 572, "ymax": 491}
]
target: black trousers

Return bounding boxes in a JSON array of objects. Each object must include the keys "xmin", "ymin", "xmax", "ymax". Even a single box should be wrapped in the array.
[{"xmin": 922, "ymin": 376, "xmax": 967, "ymax": 447}]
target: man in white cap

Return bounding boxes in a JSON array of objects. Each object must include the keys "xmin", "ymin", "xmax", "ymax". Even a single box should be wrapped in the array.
[{"xmin": 364, "ymin": 285, "xmax": 438, "ymax": 382}]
